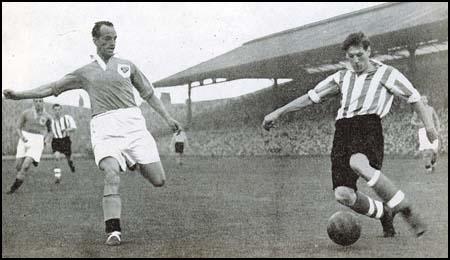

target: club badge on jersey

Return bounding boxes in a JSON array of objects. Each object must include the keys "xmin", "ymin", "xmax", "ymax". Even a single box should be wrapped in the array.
[
  {"xmin": 118, "ymin": 64, "xmax": 131, "ymax": 78},
  {"xmin": 39, "ymin": 116, "xmax": 48, "ymax": 126}
]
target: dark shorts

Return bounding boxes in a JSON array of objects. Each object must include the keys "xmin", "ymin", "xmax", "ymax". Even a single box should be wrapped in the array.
[
  {"xmin": 51, "ymin": 137, "xmax": 72, "ymax": 157},
  {"xmin": 331, "ymin": 114, "xmax": 384, "ymax": 191},
  {"xmin": 175, "ymin": 142, "xmax": 184, "ymax": 154}
]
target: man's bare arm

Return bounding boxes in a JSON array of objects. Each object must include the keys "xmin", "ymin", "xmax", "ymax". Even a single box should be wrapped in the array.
[
  {"xmin": 145, "ymin": 94, "xmax": 181, "ymax": 132},
  {"xmin": 412, "ymin": 100, "xmax": 438, "ymax": 142},
  {"xmin": 3, "ymin": 75, "xmax": 83, "ymax": 100}
]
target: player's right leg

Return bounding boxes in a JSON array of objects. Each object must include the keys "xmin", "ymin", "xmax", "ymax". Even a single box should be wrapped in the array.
[
  {"xmin": 99, "ymin": 157, "xmax": 122, "ymax": 246},
  {"xmin": 334, "ymin": 186, "xmax": 395, "ymax": 237},
  {"xmin": 7, "ymin": 157, "xmax": 34, "ymax": 194},
  {"xmin": 53, "ymin": 151, "xmax": 63, "ymax": 184}
]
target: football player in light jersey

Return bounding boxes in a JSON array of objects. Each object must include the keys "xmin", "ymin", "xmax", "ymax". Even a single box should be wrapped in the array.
[
  {"xmin": 262, "ymin": 32, "xmax": 438, "ymax": 238},
  {"xmin": 410, "ymin": 96, "xmax": 441, "ymax": 173},
  {"xmin": 4, "ymin": 21, "xmax": 181, "ymax": 246},
  {"xmin": 50, "ymin": 103, "xmax": 77, "ymax": 184},
  {"xmin": 7, "ymin": 98, "xmax": 53, "ymax": 194},
  {"xmin": 170, "ymin": 129, "xmax": 188, "ymax": 165}
]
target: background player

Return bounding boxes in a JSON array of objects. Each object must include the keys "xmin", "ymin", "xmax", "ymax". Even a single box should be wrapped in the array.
[
  {"xmin": 171, "ymin": 129, "xmax": 188, "ymax": 165},
  {"xmin": 262, "ymin": 32, "xmax": 438, "ymax": 238},
  {"xmin": 6, "ymin": 98, "xmax": 52, "ymax": 194},
  {"xmin": 410, "ymin": 96, "xmax": 441, "ymax": 173},
  {"xmin": 50, "ymin": 103, "xmax": 77, "ymax": 184}
]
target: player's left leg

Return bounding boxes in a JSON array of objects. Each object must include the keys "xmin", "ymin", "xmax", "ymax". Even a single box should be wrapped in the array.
[
  {"xmin": 350, "ymin": 153, "xmax": 426, "ymax": 237},
  {"xmin": 422, "ymin": 149, "xmax": 434, "ymax": 174},
  {"xmin": 138, "ymin": 162, "xmax": 166, "ymax": 187},
  {"xmin": 65, "ymin": 138, "xmax": 75, "ymax": 172},
  {"xmin": 7, "ymin": 157, "xmax": 34, "ymax": 194},
  {"xmin": 65, "ymin": 153, "xmax": 75, "ymax": 173}
]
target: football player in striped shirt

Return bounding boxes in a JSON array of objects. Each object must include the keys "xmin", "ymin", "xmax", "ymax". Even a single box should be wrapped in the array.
[
  {"xmin": 50, "ymin": 103, "xmax": 77, "ymax": 184},
  {"xmin": 263, "ymin": 32, "xmax": 438, "ymax": 238},
  {"xmin": 410, "ymin": 96, "xmax": 441, "ymax": 174},
  {"xmin": 7, "ymin": 98, "xmax": 53, "ymax": 194},
  {"xmin": 3, "ymin": 21, "xmax": 181, "ymax": 246}
]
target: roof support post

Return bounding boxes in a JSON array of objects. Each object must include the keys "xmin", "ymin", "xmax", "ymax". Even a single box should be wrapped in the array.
[
  {"xmin": 407, "ymin": 43, "xmax": 417, "ymax": 79},
  {"xmin": 187, "ymin": 83, "xmax": 192, "ymax": 127}
]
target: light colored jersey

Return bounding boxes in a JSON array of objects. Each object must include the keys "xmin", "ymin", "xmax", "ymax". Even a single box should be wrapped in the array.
[
  {"xmin": 19, "ymin": 108, "xmax": 52, "ymax": 135},
  {"xmin": 52, "ymin": 54, "xmax": 154, "ymax": 116},
  {"xmin": 51, "ymin": 114, "xmax": 77, "ymax": 139},
  {"xmin": 173, "ymin": 131, "xmax": 187, "ymax": 143},
  {"xmin": 309, "ymin": 59, "xmax": 421, "ymax": 120}
]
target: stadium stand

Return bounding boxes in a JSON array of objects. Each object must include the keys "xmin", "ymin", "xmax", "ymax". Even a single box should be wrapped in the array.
[{"xmin": 2, "ymin": 52, "xmax": 447, "ymax": 157}]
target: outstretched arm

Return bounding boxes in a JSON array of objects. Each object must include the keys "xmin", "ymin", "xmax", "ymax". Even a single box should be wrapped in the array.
[
  {"xmin": 262, "ymin": 84, "xmax": 338, "ymax": 131},
  {"xmin": 145, "ymin": 94, "xmax": 181, "ymax": 132},
  {"xmin": 412, "ymin": 101, "xmax": 438, "ymax": 142},
  {"xmin": 432, "ymin": 108, "xmax": 441, "ymax": 134},
  {"xmin": 3, "ymin": 75, "xmax": 83, "ymax": 100}
]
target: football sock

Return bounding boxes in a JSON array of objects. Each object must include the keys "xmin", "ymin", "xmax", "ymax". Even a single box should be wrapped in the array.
[
  {"xmin": 367, "ymin": 170, "xmax": 408, "ymax": 212},
  {"xmin": 54, "ymin": 168, "xmax": 62, "ymax": 179},
  {"xmin": 105, "ymin": 218, "xmax": 121, "ymax": 233},
  {"xmin": 350, "ymin": 191, "xmax": 384, "ymax": 219},
  {"xmin": 9, "ymin": 178, "xmax": 24, "ymax": 192}
]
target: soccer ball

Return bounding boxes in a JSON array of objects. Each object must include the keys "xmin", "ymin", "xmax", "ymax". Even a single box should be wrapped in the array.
[{"xmin": 327, "ymin": 211, "xmax": 361, "ymax": 246}]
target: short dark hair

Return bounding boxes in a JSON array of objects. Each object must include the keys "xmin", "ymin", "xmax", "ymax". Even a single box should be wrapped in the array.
[
  {"xmin": 342, "ymin": 32, "xmax": 371, "ymax": 51},
  {"xmin": 92, "ymin": 21, "xmax": 114, "ymax": 38},
  {"xmin": 52, "ymin": 103, "xmax": 61, "ymax": 109}
]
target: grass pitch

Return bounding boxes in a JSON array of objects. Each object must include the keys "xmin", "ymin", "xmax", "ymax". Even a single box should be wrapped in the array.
[{"xmin": 2, "ymin": 155, "xmax": 448, "ymax": 257}]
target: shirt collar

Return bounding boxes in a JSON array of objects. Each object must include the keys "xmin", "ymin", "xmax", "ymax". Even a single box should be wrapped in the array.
[
  {"xmin": 90, "ymin": 53, "xmax": 118, "ymax": 71},
  {"xmin": 344, "ymin": 58, "xmax": 384, "ymax": 73}
]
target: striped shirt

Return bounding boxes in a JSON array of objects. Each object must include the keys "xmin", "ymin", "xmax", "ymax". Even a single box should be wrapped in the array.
[
  {"xmin": 51, "ymin": 115, "xmax": 77, "ymax": 139},
  {"xmin": 309, "ymin": 59, "xmax": 421, "ymax": 120}
]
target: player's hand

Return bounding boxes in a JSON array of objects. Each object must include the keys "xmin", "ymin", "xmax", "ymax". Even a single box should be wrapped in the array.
[
  {"xmin": 426, "ymin": 127, "xmax": 438, "ymax": 143},
  {"xmin": 167, "ymin": 118, "xmax": 182, "ymax": 133},
  {"xmin": 262, "ymin": 111, "xmax": 280, "ymax": 131},
  {"xmin": 21, "ymin": 136, "xmax": 28, "ymax": 143},
  {"xmin": 3, "ymin": 89, "xmax": 20, "ymax": 100}
]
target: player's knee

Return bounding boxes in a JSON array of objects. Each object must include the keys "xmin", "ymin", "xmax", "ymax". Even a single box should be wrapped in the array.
[
  {"xmin": 334, "ymin": 186, "xmax": 357, "ymax": 207},
  {"xmin": 21, "ymin": 161, "xmax": 32, "ymax": 172},
  {"xmin": 349, "ymin": 153, "xmax": 369, "ymax": 173},
  {"xmin": 152, "ymin": 178, "xmax": 165, "ymax": 187}
]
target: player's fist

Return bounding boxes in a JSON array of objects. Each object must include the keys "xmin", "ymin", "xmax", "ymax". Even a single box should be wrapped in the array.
[
  {"xmin": 167, "ymin": 118, "xmax": 182, "ymax": 133},
  {"xmin": 3, "ymin": 89, "xmax": 20, "ymax": 100},
  {"xmin": 426, "ymin": 127, "xmax": 438, "ymax": 143},
  {"xmin": 262, "ymin": 111, "xmax": 280, "ymax": 131}
]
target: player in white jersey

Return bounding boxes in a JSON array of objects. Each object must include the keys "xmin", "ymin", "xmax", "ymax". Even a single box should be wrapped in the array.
[
  {"xmin": 171, "ymin": 129, "xmax": 188, "ymax": 165},
  {"xmin": 263, "ymin": 32, "xmax": 438, "ymax": 238},
  {"xmin": 50, "ymin": 103, "xmax": 77, "ymax": 184},
  {"xmin": 4, "ymin": 21, "xmax": 181, "ymax": 246},
  {"xmin": 7, "ymin": 98, "xmax": 53, "ymax": 194},
  {"xmin": 411, "ymin": 96, "xmax": 441, "ymax": 173}
]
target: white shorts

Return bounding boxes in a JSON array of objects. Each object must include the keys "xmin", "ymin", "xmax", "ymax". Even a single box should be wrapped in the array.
[
  {"xmin": 90, "ymin": 107, "xmax": 161, "ymax": 171},
  {"xmin": 418, "ymin": 128, "xmax": 438, "ymax": 152},
  {"xmin": 16, "ymin": 131, "xmax": 45, "ymax": 163}
]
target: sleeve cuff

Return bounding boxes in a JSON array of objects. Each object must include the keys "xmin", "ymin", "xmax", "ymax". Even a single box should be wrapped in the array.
[
  {"xmin": 308, "ymin": 89, "xmax": 321, "ymax": 103},
  {"xmin": 407, "ymin": 92, "xmax": 421, "ymax": 103}
]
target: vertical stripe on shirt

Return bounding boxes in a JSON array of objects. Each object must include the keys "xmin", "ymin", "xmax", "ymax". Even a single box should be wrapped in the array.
[
  {"xmin": 341, "ymin": 73, "xmax": 356, "ymax": 118},
  {"xmin": 346, "ymin": 73, "xmax": 368, "ymax": 118},
  {"xmin": 358, "ymin": 65, "xmax": 387, "ymax": 115}
]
